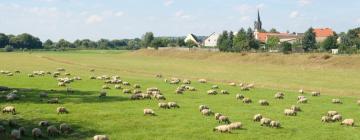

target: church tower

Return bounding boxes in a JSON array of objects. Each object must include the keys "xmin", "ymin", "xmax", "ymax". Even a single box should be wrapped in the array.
[{"xmin": 254, "ymin": 9, "xmax": 262, "ymax": 32}]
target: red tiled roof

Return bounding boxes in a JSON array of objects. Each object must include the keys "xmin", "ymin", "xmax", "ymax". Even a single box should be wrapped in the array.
[
  {"xmin": 256, "ymin": 32, "xmax": 290, "ymax": 42},
  {"xmin": 313, "ymin": 28, "xmax": 334, "ymax": 37}
]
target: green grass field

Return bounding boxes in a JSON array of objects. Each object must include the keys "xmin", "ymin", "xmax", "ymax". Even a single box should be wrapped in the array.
[{"xmin": 0, "ymin": 50, "xmax": 359, "ymax": 140}]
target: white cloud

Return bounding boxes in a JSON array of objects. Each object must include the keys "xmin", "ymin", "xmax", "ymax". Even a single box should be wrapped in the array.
[
  {"xmin": 164, "ymin": 0, "xmax": 174, "ymax": 6},
  {"xmin": 298, "ymin": 0, "xmax": 311, "ymax": 6},
  {"xmin": 86, "ymin": 15, "xmax": 103, "ymax": 24},
  {"xmin": 175, "ymin": 10, "xmax": 191, "ymax": 19},
  {"xmin": 289, "ymin": 11, "xmax": 300, "ymax": 18}
]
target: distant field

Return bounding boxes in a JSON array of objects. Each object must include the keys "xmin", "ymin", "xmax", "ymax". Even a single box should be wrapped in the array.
[{"xmin": 0, "ymin": 50, "xmax": 359, "ymax": 140}]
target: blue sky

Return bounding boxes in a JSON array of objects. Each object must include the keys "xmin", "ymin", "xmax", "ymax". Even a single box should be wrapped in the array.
[{"xmin": 0, "ymin": 0, "xmax": 359, "ymax": 41}]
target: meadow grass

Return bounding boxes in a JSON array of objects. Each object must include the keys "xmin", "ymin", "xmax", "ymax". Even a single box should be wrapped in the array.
[{"xmin": 0, "ymin": 50, "xmax": 359, "ymax": 140}]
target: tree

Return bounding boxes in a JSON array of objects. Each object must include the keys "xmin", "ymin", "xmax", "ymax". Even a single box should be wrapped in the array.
[
  {"xmin": 233, "ymin": 28, "xmax": 248, "ymax": 52},
  {"xmin": 176, "ymin": 38, "xmax": 185, "ymax": 47},
  {"xmin": 266, "ymin": 36, "xmax": 280, "ymax": 49},
  {"xmin": 142, "ymin": 32, "xmax": 154, "ymax": 48},
  {"xmin": 127, "ymin": 39, "xmax": 141, "ymax": 50},
  {"xmin": 43, "ymin": 39, "xmax": 54, "ymax": 49},
  {"xmin": 3, "ymin": 45, "xmax": 14, "ymax": 52},
  {"xmin": 9, "ymin": 33, "xmax": 42, "ymax": 49},
  {"xmin": 228, "ymin": 31, "xmax": 234, "ymax": 51},
  {"xmin": 320, "ymin": 36, "xmax": 338, "ymax": 51},
  {"xmin": 279, "ymin": 42, "xmax": 292, "ymax": 54},
  {"xmin": 269, "ymin": 28, "xmax": 279, "ymax": 33},
  {"xmin": 0, "ymin": 33, "xmax": 9, "ymax": 48},
  {"xmin": 55, "ymin": 39, "xmax": 74, "ymax": 49},
  {"xmin": 97, "ymin": 39, "xmax": 114, "ymax": 49},
  {"xmin": 302, "ymin": 28, "xmax": 317, "ymax": 52},
  {"xmin": 217, "ymin": 31, "xmax": 229, "ymax": 52},
  {"xmin": 247, "ymin": 28, "xmax": 260, "ymax": 50}
]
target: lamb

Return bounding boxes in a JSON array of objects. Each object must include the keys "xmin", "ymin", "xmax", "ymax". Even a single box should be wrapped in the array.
[
  {"xmin": 39, "ymin": 121, "xmax": 50, "ymax": 127},
  {"xmin": 99, "ymin": 91, "xmax": 107, "ymax": 97},
  {"xmin": 130, "ymin": 94, "xmax": 142, "ymax": 100},
  {"xmin": 274, "ymin": 92, "xmax": 284, "ymax": 99},
  {"xmin": 168, "ymin": 102, "xmax": 180, "ymax": 108},
  {"xmin": 47, "ymin": 98, "xmax": 59, "ymax": 104},
  {"xmin": 299, "ymin": 89, "xmax": 304, "ymax": 94},
  {"xmin": 140, "ymin": 94, "xmax": 151, "ymax": 99},
  {"xmin": 58, "ymin": 82, "xmax": 66, "ymax": 87},
  {"xmin": 143, "ymin": 109, "xmax": 155, "ymax": 116},
  {"xmin": 321, "ymin": 116, "xmax": 332, "ymax": 122},
  {"xmin": 332, "ymin": 99, "xmax": 342, "ymax": 104},
  {"xmin": 47, "ymin": 125, "xmax": 60, "ymax": 136},
  {"xmin": 207, "ymin": 90, "xmax": 217, "ymax": 95},
  {"xmin": 187, "ymin": 86, "xmax": 196, "ymax": 91},
  {"xmin": 243, "ymin": 98, "xmax": 252, "ymax": 104},
  {"xmin": 133, "ymin": 84, "xmax": 141, "ymax": 89},
  {"xmin": 290, "ymin": 105, "xmax": 301, "ymax": 112},
  {"xmin": 114, "ymin": 85, "xmax": 122, "ymax": 89},
  {"xmin": 341, "ymin": 119, "xmax": 355, "ymax": 126},
  {"xmin": 236, "ymin": 94, "xmax": 244, "ymax": 100},
  {"xmin": 10, "ymin": 129, "xmax": 21, "ymax": 140},
  {"xmin": 270, "ymin": 121, "xmax": 281, "ymax": 128},
  {"xmin": 158, "ymin": 103, "xmax": 170, "ymax": 109},
  {"xmin": 175, "ymin": 88, "xmax": 184, "ymax": 94},
  {"xmin": 213, "ymin": 125, "xmax": 231, "ymax": 133},
  {"xmin": 198, "ymin": 79, "xmax": 207, "ymax": 83},
  {"xmin": 59, "ymin": 123, "xmax": 72, "ymax": 134},
  {"xmin": 133, "ymin": 89, "xmax": 142, "ymax": 94},
  {"xmin": 327, "ymin": 111, "xmax": 338, "ymax": 117},
  {"xmin": 123, "ymin": 89, "xmax": 131, "ymax": 94},
  {"xmin": 228, "ymin": 122, "xmax": 242, "ymax": 129},
  {"xmin": 94, "ymin": 135, "xmax": 110, "ymax": 140},
  {"xmin": 2, "ymin": 106, "xmax": 16, "ymax": 114},
  {"xmin": 201, "ymin": 109, "xmax": 213, "ymax": 116},
  {"xmin": 259, "ymin": 100, "xmax": 269, "ymax": 106},
  {"xmin": 155, "ymin": 94, "xmax": 166, "ymax": 100},
  {"xmin": 297, "ymin": 98, "xmax": 308, "ymax": 104},
  {"xmin": 199, "ymin": 105, "xmax": 209, "ymax": 112},
  {"xmin": 284, "ymin": 109, "xmax": 297, "ymax": 116},
  {"xmin": 260, "ymin": 118, "xmax": 271, "ymax": 126},
  {"xmin": 218, "ymin": 115, "xmax": 231, "ymax": 124},
  {"xmin": 311, "ymin": 91, "xmax": 320, "ymax": 96},
  {"xmin": 32, "ymin": 128, "xmax": 42, "ymax": 139},
  {"xmin": 57, "ymin": 107, "xmax": 69, "ymax": 114},
  {"xmin": 182, "ymin": 79, "xmax": 191, "ymax": 84},
  {"xmin": 220, "ymin": 90, "xmax": 229, "ymax": 94},
  {"xmin": 332, "ymin": 114, "xmax": 342, "ymax": 122},
  {"xmin": 253, "ymin": 114, "xmax": 263, "ymax": 122}
]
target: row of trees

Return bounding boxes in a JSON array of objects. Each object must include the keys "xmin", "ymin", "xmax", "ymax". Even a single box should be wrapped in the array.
[{"xmin": 217, "ymin": 28, "xmax": 260, "ymax": 52}]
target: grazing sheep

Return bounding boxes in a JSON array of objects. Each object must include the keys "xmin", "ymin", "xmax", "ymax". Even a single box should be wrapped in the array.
[
  {"xmin": 175, "ymin": 88, "xmax": 184, "ymax": 94},
  {"xmin": 229, "ymin": 82, "xmax": 236, "ymax": 86},
  {"xmin": 198, "ymin": 79, "xmax": 207, "ymax": 83},
  {"xmin": 298, "ymin": 96, "xmax": 306, "ymax": 100},
  {"xmin": 130, "ymin": 94, "xmax": 142, "ymax": 100},
  {"xmin": 259, "ymin": 100, "xmax": 269, "ymax": 106},
  {"xmin": 297, "ymin": 98, "xmax": 308, "ymax": 104},
  {"xmin": 19, "ymin": 127, "xmax": 26, "ymax": 136},
  {"xmin": 59, "ymin": 123, "xmax": 71, "ymax": 134},
  {"xmin": 47, "ymin": 98, "xmax": 59, "ymax": 104},
  {"xmin": 243, "ymin": 98, "xmax": 252, "ymax": 104},
  {"xmin": 57, "ymin": 107, "xmax": 69, "ymax": 114},
  {"xmin": 332, "ymin": 114, "xmax": 342, "ymax": 122},
  {"xmin": 228, "ymin": 122, "xmax": 242, "ymax": 130},
  {"xmin": 332, "ymin": 99, "xmax": 342, "ymax": 104},
  {"xmin": 99, "ymin": 91, "xmax": 107, "ymax": 98},
  {"xmin": 260, "ymin": 118, "xmax": 271, "ymax": 126},
  {"xmin": 158, "ymin": 103, "xmax": 170, "ymax": 109},
  {"xmin": 32, "ymin": 128, "xmax": 42, "ymax": 139},
  {"xmin": 284, "ymin": 109, "xmax": 297, "ymax": 116},
  {"xmin": 211, "ymin": 85, "xmax": 219, "ymax": 89},
  {"xmin": 123, "ymin": 89, "xmax": 131, "ymax": 94},
  {"xmin": 47, "ymin": 125, "xmax": 60, "ymax": 137},
  {"xmin": 182, "ymin": 79, "xmax": 191, "ymax": 84},
  {"xmin": 253, "ymin": 114, "xmax": 263, "ymax": 122},
  {"xmin": 199, "ymin": 105, "xmax": 209, "ymax": 112},
  {"xmin": 102, "ymin": 85, "xmax": 110, "ymax": 90},
  {"xmin": 274, "ymin": 92, "xmax": 284, "ymax": 99},
  {"xmin": 321, "ymin": 116, "xmax": 332, "ymax": 123},
  {"xmin": 10, "ymin": 129, "xmax": 21, "ymax": 140},
  {"xmin": 270, "ymin": 121, "xmax": 281, "ymax": 128},
  {"xmin": 133, "ymin": 84, "xmax": 141, "ymax": 89},
  {"xmin": 327, "ymin": 111, "xmax": 338, "ymax": 117},
  {"xmin": 58, "ymin": 82, "xmax": 66, "ymax": 87},
  {"xmin": 299, "ymin": 89, "xmax": 304, "ymax": 94},
  {"xmin": 155, "ymin": 94, "xmax": 166, "ymax": 100},
  {"xmin": 2, "ymin": 106, "xmax": 16, "ymax": 114},
  {"xmin": 201, "ymin": 109, "xmax": 213, "ymax": 116},
  {"xmin": 290, "ymin": 105, "xmax": 301, "ymax": 112},
  {"xmin": 140, "ymin": 94, "xmax": 151, "ymax": 99},
  {"xmin": 39, "ymin": 121, "xmax": 50, "ymax": 127},
  {"xmin": 218, "ymin": 116, "xmax": 231, "ymax": 124},
  {"xmin": 215, "ymin": 113, "xmax": 222, "ymax": 120},
  {"xmin": 220, "ymin": 90, "xmax": 229, "ymax": 94},
  {"xmin": 187, "ymin": 86, "xmax": 196, "ymax": 91},
  {"xmin": 311, "ymin": 91, "xmax": 320, "ymax": 97},
  {"xmin": 213, "ymin": 125, "xmax": 231, "ymax": 133},
  {"xmin": 94, "ymin": 135, "xmax": 110, "ymax": 140},
  {"xmin": 236, "ymin": 94, "xmax": 244, "ymax": 100},
  {"xmin": 241, "ymin": 87, "xmax": 250, "ymax": 91},
  {"xmin": 168, "ymin": 102, "xmax": 180, "ymax": 108},
  {"xmin": 122, "ymin": 82, "xmax": 130, "ymax": 86},
  {"xmin": 114, "ymin": 85, "xmax": 122, "ymax": 89},
  {"xmin": 207, "ymin": 90, "xmax": 217, "ymax": 95},
  {"xmin": 133, "ymin": 89, "xmax": 142, "ymax": 94},
  {"xmin": 143, "ymin": 109, "xmax": 155, "ymax": 116},
  {"xmin": 341, "ymin": 119, "xmax": 355, "ymax": 126}
]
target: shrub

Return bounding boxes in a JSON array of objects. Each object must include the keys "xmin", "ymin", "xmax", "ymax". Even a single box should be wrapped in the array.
[
  {"xmin": 279, "ymin": 42, "xmax": 292, "ymax": 54},
  {"xmin": 4, "ymin": 45, "xmax": 14, "ymax": 52}
]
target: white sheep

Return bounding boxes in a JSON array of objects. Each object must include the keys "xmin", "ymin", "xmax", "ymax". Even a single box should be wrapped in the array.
[
  {"xmin": 207, "ymin": 90, "xmax": 217, "ymax": 95},
  {"xmin": 243, "ymin": 98, "xmax": 252, "ymax": 104},
  {"xmin": 123, "ymin": 89, "xmax": 131, "ymax": 94},
  {"xmin": 114, "ymin": 85, "xmax": 122, "ymax": 89},
  {"xmin": 284, "ymin": 109, "xmax": 297, "ymax": 116},
  {"xmin": 168, "ymin": 102, "xmax": 180, "ymax": 108},
  {"xmin": 211, "ymin": 85, "xmax": 219, "ymax": 89},
  {"xmin": 290, "ymin": 105, "xmax": 301, "ymax": 112},
  {"xmin": 228, "ymin": 122, "xmax": 242, "ymax": 129},
  {"xmin": 299, "ymin": 89, "xmax": 304, "ymax": 94},
  {"xmin": 270, "ymin": 121, "xmax": 281, "ymax": 128},
  {"xmin": 57, "ymin": 107, "xmax": 69, "ymax": 114},
  {"xmin": 357, "ymin": 100, "xmax": 360, "ymax": 105},
  {"xmin": 2, "ymin": 106, "xmax": 16, "ymax": 114},
  {"xmin": 274, "ymin": 92, "xmax": 284, "ymax": 99},
  {"xmin": 158, "ymin": 103, "xmax": 170, "ymax": 109},
  {"xmin": 297, "ymin": 98, "xmax": 308, "ymax": 104},
  {"xmin": 47, "ymin": 125, "xmax": 60, "ymax": 136},
  {"xmin": 220, "ymin": 90, "xmax": 229, "ymax": 94},
  {"xmin": 182, "ymin": 79, "xmax": 191, "ymax": 84},
  {"xmin": 94, "ymin": 135, "xmax": 110, "ymax": 140},
  {"xmin": 218, "ymin": 115, "xmax": 231, "ymax": 124},
  {"xmin": 321, "ymin": 116, "xmax": 332, "ymax": 123},
  {"xmin": 260, "ymin": 118, "xmax": 271, "ymax": 126},
  {"xmin": 259, "ymin": 100, "xmax": 269, "ymax": 106},
  {"xmin": 341, "ymin": 119, "xmax": 355, "ymax": 126},
  {"xmin": 143, "ymin": 109, "xmax": 155, "ymax": 116},
  {"xmin": 199, "ymin": 105, "xmax": 209, "ymax": 112},
  {"xmin": 332, "ymin": 114, "xmax": 342, "ymax": 122},
  {"xmin": 215, "ymin": 113, "xmax": 222, "ymax": 120},
  {"xmin": 332, "ymin": 99, "xmax": 342, "ymax": 104},
  {"xmin": 253, "ymin": 114, "xmax": 263, "ymax": 122},
  {"xmin": 213, "ymin": 125, "xmax": 231, "ymax": 133},
  {"xmin": 311, "ymin": 91, "xmax": 320, "ymax": 96},
  {"xmin": 327, "ymin": 111, "xmax": 338, "ymax": 117},
  {"xmin": 59, "ymin": 123, "xmax": 72, "ymax": 134},
  {"xmin": 229, "ymin": 82, "xmax": 236, "ymax": 86},
  {"xmin": 236, "ymin": 94, "xmax": 244, "ymax": 100},
  {"xmin": 201, "ymin": 109, "xmax": 213, "ymax": 116},
  {"xmin": 198, "ymin": 79, "xmax": 207, "ymax": 83}
]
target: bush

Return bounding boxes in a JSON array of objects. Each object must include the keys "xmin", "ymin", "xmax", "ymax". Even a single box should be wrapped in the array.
[
  {"xmin": 279, "ymin": 42, "xmax": 292, "ymax": 54},
  {"xmin": 4, "ymin": 45, "xmax": 14, "ymax": 52}
]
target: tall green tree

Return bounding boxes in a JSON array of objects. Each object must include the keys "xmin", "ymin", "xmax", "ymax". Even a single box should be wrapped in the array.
[
  {"xmin": 9, "ymin": 33, "xmax": 42, "ymax": 49},
  {"xmin": 320, "ymin": 35, "xmax": 338, "ymax": 51},
  {"xmin": 302, "ymin": 28, "xmax": 317, "ymax": 52},
  {"xmin": 43, "ymin": 39, "xmax": 54, "ymax": 49},
  {"xmin": 0, "ymin": 33, "xmax": 9, "ymax": 48},
  {"xmin": 217, "ymin": 31, "xmax": 229, "ymax": 52},
  {"xmin": 233, "ymin": 28, "xmax": 248, "ymax": 52},
  {"xmin": 266, "ymin": 36, "xmax": 280, "ymax": 49},
  {"xmin": 55, "ymin": 39, "xmax": 74, "ymax": 49},
  {"xmin": 142, "ymin": 32, "xmax": 154, "ymax": 48},
  {"xmin": 247, "ymin": 28, "xmax": 260, "ymax": 50}
]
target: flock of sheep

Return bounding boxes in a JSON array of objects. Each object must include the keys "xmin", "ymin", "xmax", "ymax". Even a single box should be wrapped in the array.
[{"xmin": 1, "ymin": 68, "xmax": 360, "ymax": 139}]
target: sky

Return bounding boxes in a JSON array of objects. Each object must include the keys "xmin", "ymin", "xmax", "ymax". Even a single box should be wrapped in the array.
[{"xmin": 0, "ymin": 0, "xmax": 359, "ymax": 41}]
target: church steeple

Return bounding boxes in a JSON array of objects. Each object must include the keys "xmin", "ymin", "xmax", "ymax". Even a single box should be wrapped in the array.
[{"xmin": 254, "ymin": 9, "xmax": 262, "ymax": 32}]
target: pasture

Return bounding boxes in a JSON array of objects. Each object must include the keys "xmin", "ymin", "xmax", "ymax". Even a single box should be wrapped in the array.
[{"xmin": 0, "ymin": 50, "xmax": 359, "ymax": 140}]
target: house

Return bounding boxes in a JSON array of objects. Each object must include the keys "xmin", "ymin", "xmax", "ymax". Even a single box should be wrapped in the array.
[
  {"xmin": 313, "ymin": 28, "xmax": 334, "ymax": 42},
  {"xmin": 184, "ymin": 34, "xmax": 200, "ymax": 46},
  {"xmin": 202, "ymin": 32, "xmax": 220, "ymax": 47},
  {"xmin": 254, "ymin": 32, "xmax": 302, "ymax": 44}
]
